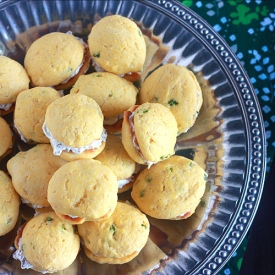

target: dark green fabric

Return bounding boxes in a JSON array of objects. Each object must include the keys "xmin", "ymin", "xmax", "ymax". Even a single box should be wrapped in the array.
[{"xmin": 179, "ymin": 1, "xmax": 275, "ymax": 274}]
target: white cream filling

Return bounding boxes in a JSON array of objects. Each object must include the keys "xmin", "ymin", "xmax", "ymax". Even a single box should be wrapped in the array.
[
  {"xmin": 58, "ymin": 90, "xmax": 64, "ymax": 97},
  {"xmin": 104, "ymin": 113, "xmax": 123, "ymax": 126},
  {"xmin": 117, "ymin": 176, "xmax": 133, "ymax": 189},
  {"xmin": 13, "ymin": 239, "xmax": 34, "ymax": 271},
  {"xmin": 175, "ymin": 211, "xmax": 190, "ymax": 219},
  {"xmin": 0, "ymin": 103, "xmax": 12, "ymax": 111},
  {"xmin": 129, "ymin": 111, "xmax": 156, "ymax": 168},
  {"xmin": 60, "ymin": 60, "xmax": 84, "ymax": 84},
  {"xmin": 67, "ymin": 214, "xmax": 79, "ymax": 219},
  {"xmin": 42, "ymin": 122, "xmax": 107, "ymax": 156},
  {"xmin": 92, "ymin": 60, "xmax": 105, "ymax": 73},
  {"xmin": 21, "ymin": 197, "xmax": 43, "ymax": 209},
  {"xmin": 92, "ymin": 60, "xmax": 133, "ymax": 77},
  {"xmin": 13, "ymin": 239, "xmax": 49, "ymax": 274}
]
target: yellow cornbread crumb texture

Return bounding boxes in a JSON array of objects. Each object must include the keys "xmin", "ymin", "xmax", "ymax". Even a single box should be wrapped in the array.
[
  {"xmin": 122, "ymin": 103, "xmax": 177, "ymax": 165},
  {"xmin": 14, "ymin": 87, "xmax": 61, "ymax": 143},
  {"xmin": 20, "ymin": 211, "xmax": 80, "ymax": 273},
  {"xmin": 95, "ymin": 134, "xmax": 136, "ymax": 180},
  {"xmin": 24, "ymin": 32, "xmax": 84, "ymax": 87},
  {"xmin": 88, "ymin": 15, "xmax": 146, "ymax": 75},
  {"xmin": 48, "ymin": 159, "xmax": 118, "ymax": 221},
  {"xmin": 70, "ymin": 72, "xmax": 138, "ymax": 118},
  {"xmin": 139, "ymin": 63, "xmax": 202, "ymax": 134},
  {"xmin": 78, "ymin": 202, "xmax": 150, "ymax": 264},
  {"xmin": 7, "ymin": 144, "xmax": 67, "ymax": 207},
  {"xmin": 0, "ymin": 170, "xmax": 20, "ymax": 236},
  {"xmin": 0, "ymin": 117, "xmax": 12, "ymax": 157},
  {"xmin": 131, "ymin": 155, "xmax": 207, "ymax": 220},
  {"xmin": 45, "ymin": 94, "xmax": 104, "ymax": 147},
  {"xmin": 0, "ymin": 56, "xmax": 30, "ymax": 104}
]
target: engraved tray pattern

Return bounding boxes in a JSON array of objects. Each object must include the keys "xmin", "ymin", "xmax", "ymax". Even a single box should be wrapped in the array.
[{"xmin": 0, "ymin": 1, "xmax": 266, "ymax": 275}]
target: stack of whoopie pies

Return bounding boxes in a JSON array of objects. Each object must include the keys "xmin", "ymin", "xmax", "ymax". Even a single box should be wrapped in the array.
[{"xmin": 0, "ymin": 14, "xmax": 207, "ymax": 273}]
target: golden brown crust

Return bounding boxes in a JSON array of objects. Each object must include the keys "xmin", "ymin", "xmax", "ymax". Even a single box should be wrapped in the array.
[
  {"xmin": 104, "ymin": 117, "xmax": 123, "ymax": 134},
  {"xmin": 83, "ymin": 245, "xmax": 138, "ymax": 265},
  {"xmin": 53, "ymin": 44, "xmax": 91, "ymax": 90}
]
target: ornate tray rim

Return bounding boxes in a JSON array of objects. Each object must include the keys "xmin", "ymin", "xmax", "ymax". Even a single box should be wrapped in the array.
[{"xmin": 0, "ymin": 0, "xmax": 266, "ymax": 274}]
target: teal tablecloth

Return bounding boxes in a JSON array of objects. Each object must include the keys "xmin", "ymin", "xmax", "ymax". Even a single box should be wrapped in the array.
[{"xmin": 179, "ymin": 1, "xmax": 275, "ymax": 274}]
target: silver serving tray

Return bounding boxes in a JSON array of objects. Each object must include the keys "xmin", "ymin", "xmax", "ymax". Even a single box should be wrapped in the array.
[{"xmin": 0, "ymin": 1, "xmax": 266, "ymax": 274}]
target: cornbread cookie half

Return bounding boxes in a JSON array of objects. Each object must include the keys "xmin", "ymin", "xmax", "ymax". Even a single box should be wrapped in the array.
[
  {"xmin": 7, "ymin": 144, "xmax": 67, "ymax": 209},
  {"xmin": 77, "ymin": 201, "xmax": 150, "ymax": 264},
  {"xmin": 121, "ymin": 102, "xmax": 177, "ymax": 167},
  {"xmin": 0, "ymin": 116, "xmax": 13, "ymax": 160},
  {"xmin": 48, "ymin": 159, "xmax": 118, "ymax": 224},
  {"xmin": 131, "ymin": 155, "xmax": 207, "ymax": 220},
  {"xmin": 139, "ymin": 63, "xmax": 203, "ymax": 134},
  {"xmin": 0, "ymin": 56, "xmax": 30, "ymax": 115},
  {"xmin": 95, "ymin": 134, "xmax": 138, "ymax": 193},
  {"xmin": 24, "ymin": 32, "xmax": 89, "ymax": 89},
  {"xmin": 70, "ymin": 72, "xmax": 138, "ymax": 133},
  {"xmin": 14, "ymin": 87, "xmax": 61, "ymax": 144},
  {"xmin": 43, "ymin": 93, "xmax": 107, "ymax": 161},
  {"xmin": 88, "ymin": 15, "xmax": 146, "ymax": 76},
  {"xmin": 13, "ymin": 211, "xmax": 80, "ymax": 274},
  {"xmin": 0, "ymin": 170, "xmax": 20, "ymax": 236}
]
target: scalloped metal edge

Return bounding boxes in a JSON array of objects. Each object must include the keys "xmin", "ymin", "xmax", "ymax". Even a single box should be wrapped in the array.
[
  {"xmin": 0, "ymin": 0, "xmax": 266, "ymax": 274},
  {"xmin": 144, "ymin": 1, "xmax": 266, "ymax": 274}
]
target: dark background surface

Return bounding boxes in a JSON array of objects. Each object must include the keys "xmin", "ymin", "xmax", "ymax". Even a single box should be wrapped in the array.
[{"xmin": 180, "ymin": 1, "xmax": 275, "ymax": 274}]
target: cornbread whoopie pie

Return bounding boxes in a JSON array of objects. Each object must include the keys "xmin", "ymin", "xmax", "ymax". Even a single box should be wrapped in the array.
[
  {"xmin": 70, "ymin": 72, "xmax": 138, "ymax": 133},
  {"xmin": 0, "ymin": 170, "xmax": 20, "ymax": 236},
  {"xmin": 13, "ymin": 211, "xmax": 80, "ymax": 273},
  {"xmin": 139, "ymin": 63, "xmax": 203, "ymax": 135},
  {"xmin": 77, "ymin": 201, "xmax": 150, "ymax": 264},
  {"xmin": 0, "ymin": 116, "xmax": 13, "ymax": 160},
  {"xmin": 131, "ymin": 155, "xmax": 207, "ymax": 220},
  {"xmin": 47, "ymin": 159, "xmax": 118, "ymax": 224},
  {"xmin": 13, "ymin": 87, "xmax": 61, "ymax": 144},
  {"xmin": 43, "ymin": 93, "xmax": 107, "ymax": 161},
  {"xmin": 88, "ymin": 15, "xmax": 146, "ymax": 79},
  {"xmin": 7, "ymin": 144, "xmax": 67, "ymax": 209},
  {"xmin": 0, "ymin": 56, "xmax": 30, "ymax": 116},
  {"xmin": 24, "ymin": 32, "xmax": 90, "ymax": 90},
  {"xmin": 95, "ymin": 134, "xmax": 138, "ymax": 193},
  {"xmin": 121, "ymin": 102, "xmax": 178, "ymax": 167}
]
